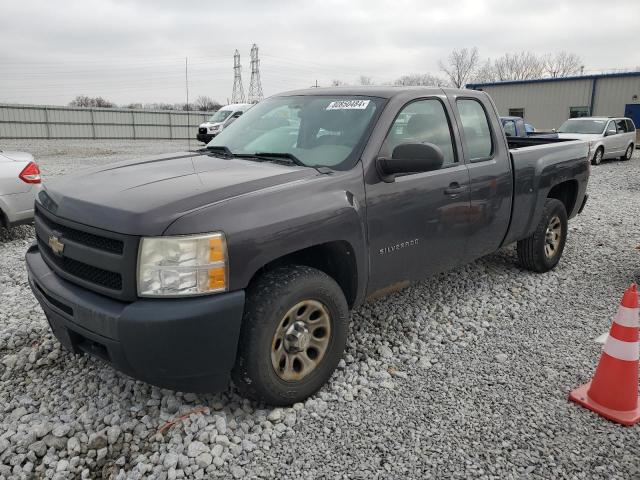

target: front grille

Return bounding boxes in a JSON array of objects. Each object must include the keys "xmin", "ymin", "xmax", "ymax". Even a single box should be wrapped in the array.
[
  {"xmin": 38, "ymin": 211, "xmax": 123, "ymax": 254},
  {"xmin": 38, "ymin": 238, "xmax": 122, "ymax": 290},
  {"xmin": 199, "ymin": 127, "xmax": 207, "ymax": 134},
  {"xmin": 34, "ymin": 205, "xmax": 139, "ymax": 301}
]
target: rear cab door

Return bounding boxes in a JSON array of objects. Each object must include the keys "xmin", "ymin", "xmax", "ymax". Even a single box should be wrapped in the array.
[
  {"xmin": 445, "ymin": 90, "xmax": 514, "ymax": 260},
  {"xmin": 363, "ymin": 90, "xmax": 472, "ymax": 295}
]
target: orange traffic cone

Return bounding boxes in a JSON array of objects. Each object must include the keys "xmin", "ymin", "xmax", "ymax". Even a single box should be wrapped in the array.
[{"xmin": 569, "ymin": 284, "xmax": 640, "ymax": 426}]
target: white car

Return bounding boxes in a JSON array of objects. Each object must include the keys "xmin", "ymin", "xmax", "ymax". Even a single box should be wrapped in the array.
[
  {"xmin": 197, "ymin": 103, "xmax": 253, "ymax": 143},
  {"xmin": 557, "ymin": 117, "xmax": 636, "ymax": 165},
  {"xmin": 0, "ymin": 151, "xmax": 42, "ymax": 228}
]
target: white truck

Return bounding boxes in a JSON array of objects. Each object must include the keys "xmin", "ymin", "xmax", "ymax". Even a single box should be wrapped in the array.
[{"xmin": 197, "ymin": 103, "xmax": 253, "ymax": 143}]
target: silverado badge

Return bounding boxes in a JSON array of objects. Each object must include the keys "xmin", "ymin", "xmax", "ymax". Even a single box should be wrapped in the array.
[{"xmin": 48, "ymin": 235, "xmax": 65, "ymax": 256}]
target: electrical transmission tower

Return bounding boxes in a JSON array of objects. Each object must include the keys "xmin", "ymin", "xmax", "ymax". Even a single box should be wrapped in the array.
[
  {"xmin": 247, "ymin": 44, "xmax": 264, "ymax": 104},
  {"xmin": 231, "ymin": 50, "xmax": 245, "ymax": 103}
]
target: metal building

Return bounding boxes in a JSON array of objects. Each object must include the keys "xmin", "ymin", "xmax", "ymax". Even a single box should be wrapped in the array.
[{"xmin": 467, "ymin": 72, "xmax": 640, "ymax": 131}]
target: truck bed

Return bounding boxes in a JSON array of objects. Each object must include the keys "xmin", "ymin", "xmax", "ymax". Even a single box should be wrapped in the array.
[
  {"xmin": 503, "ymin": 138, "xmax": 589, "ymax": 246},
  {"xmin": 507, "ymin": 136, "xmax": 573, "ymax": 149}
]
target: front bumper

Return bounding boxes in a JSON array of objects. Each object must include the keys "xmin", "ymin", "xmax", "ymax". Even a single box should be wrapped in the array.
[
  {"xmin": 26, "ymin": 243, "xmax": 245, "ymax": 393},
  {"xmin": 197, "ymin": 133, "xmax": 216, "ymax": 143}
]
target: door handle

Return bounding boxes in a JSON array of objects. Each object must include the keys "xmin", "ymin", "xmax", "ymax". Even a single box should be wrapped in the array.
[{"xmin": 444, "ymin": 182, "xmax": 467, "ymax": 195}]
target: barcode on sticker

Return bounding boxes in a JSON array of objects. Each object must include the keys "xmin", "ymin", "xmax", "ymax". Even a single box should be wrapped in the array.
[{"xmin": 326, "ymin": 100, "xmax": 370, "ymax": 110}]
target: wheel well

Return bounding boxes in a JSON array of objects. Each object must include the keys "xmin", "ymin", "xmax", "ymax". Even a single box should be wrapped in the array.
[
  {"xmin": 548, "ymin": 180, "xmax": 578, "ymax": 215},
  {"xmin": 248, "ymin": 241, "xmax": 358, "ymax": 308}
]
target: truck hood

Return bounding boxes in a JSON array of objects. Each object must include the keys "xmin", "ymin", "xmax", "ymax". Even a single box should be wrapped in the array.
[
  {"xmin": 199, "ymin": 122, "xmax": 223, "ymax": 128},
  {"xmin": 0, "ymin": 150, "xmax": 34, "ymax": 163},
  {"xmin": 40, "ymin": 151, "xmax": 318, "ymax": 235},
  {"xmin": 556, "ymin": 133, "xmax": 602, "ymax": 141}
]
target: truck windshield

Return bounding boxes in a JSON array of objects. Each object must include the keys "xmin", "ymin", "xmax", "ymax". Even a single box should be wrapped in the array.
[
  {"xmin": 207, "ymin": 110, "xmax": 232, "ymax": 123},
  {"xmin": 558, "ymin": 119, "xmax": 607, "ymax": 134},
  {"xmin": 207, "ymin": 95, "xmax": 384, "ymax": 170}
]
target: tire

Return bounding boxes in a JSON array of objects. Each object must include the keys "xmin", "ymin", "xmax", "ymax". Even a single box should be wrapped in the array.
[
  {"xmin": 621, "ymin": 144, "xmax": 634, "ymax": 161},
  {"xmin": 232, "ymin": 265, "xmax": 349, "ymax": 405},
  {"xmin": 517, "ymin": 198, "xmax": 568, "ymax": 273},
  {"xmin": 591, "ymin": 147, "xmax": 603, "ymax": 165}
]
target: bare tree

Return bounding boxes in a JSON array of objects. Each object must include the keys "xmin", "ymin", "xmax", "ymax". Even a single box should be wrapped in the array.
[
  {"xmin": 394, "ymin": 73, "xmax": 449, "ymax": 87},
  {"xmin": 331, "ymin": 79, "xmax": 347, "ymax": 87},
  {"xmin": 359, "ymin": 75, "xmax": 374, "ymax": 86},
  {"xmin": 472, "ymin": 59, "xmax": 498, "ymax": 83},
  {"xmin": 195, "ymin": 95, "xmax": 222, "ymax": 111},
  {"xmin": 543, "ymin": 52, "xmax": 583, "ymax": 78},
  {"xmin": 69, "ymin": 95, "xmax": 115, "ymax": 108},
  {"xmin": 493, "ymin": 52, "xmax": 546, "ymax": 81},
  {"xmin": 438, "ymin": 47, "xmax": 480, "ymax": 88}
]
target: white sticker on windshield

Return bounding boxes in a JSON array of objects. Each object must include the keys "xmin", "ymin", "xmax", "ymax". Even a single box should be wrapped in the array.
[{"xmin": 326, "ymin": 100, "xmax": 370, "ymax": 110}]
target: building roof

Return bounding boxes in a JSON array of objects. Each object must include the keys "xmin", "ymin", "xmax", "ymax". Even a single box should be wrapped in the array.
[{"xmin": 467, "ymin": 71, "xmax": 640, "ymax": 89}]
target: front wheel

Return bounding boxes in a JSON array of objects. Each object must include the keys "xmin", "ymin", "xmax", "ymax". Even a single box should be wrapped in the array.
[
  {"xmin": 621, "ymin": 144, "xmax": 634, "ymax": 161},
  {"xmin": 591, "ymin": 147, "xmax": 603, "ymax": 165},
  {"xmin": 232, "ymin": 265, "xmax": 349, "ymax": 405},
  {"xmin": 517, "ymin": 198, "xmax": 568, "ymax": 273}
]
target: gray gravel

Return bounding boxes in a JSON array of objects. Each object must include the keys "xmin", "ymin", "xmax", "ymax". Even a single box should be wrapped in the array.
[{"xmin": 1, "ymin": 140, "xmax": 639, "ymax": 479}]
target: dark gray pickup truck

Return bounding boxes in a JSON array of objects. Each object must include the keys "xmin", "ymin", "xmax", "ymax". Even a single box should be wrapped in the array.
[{"xmin": 26, "ymin": 87, "xmax": 589, "ymax": 405}]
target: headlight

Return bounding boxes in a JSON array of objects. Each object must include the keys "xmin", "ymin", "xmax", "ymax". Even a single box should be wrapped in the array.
[
  {"xmin": 137, "ymin": 232, "xmax": 227, "ymax": 297},
  {"xmin": 209, "ymin": 125, "xmax": 219, "ymax": 132}
]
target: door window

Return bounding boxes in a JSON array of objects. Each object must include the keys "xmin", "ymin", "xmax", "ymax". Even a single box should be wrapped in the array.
[
  {"xmin": 457, "ymin": 99, "xmax": 493, "ymax": 160},
  {"xmin": 616, "ymin": 119, "xmax": 629, "ymax": 133},
  {"xmin": 626, "ymin": 119, "xmax": 636, "ymax": 131},
  {"xmin": 381, "ymin": 99, "xmax": 456, "ymax": 167},
  {"xmin": 606, "ymin": 121, "xmax": 618, "ymax": 135},
  {"xmin": 502, "ymin": 120, "xmax": 517, "ymax": 137}
]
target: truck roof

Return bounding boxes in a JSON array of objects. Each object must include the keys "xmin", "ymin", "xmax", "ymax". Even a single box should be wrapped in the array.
[{"xmin": 276, "ymin": 86, "xmax": 472, "ymax": 99}]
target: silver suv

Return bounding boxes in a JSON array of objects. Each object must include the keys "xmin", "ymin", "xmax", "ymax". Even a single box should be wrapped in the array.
[{"xmin": 557, "ymin": 117, "xmax": 636, "ymax": 165}]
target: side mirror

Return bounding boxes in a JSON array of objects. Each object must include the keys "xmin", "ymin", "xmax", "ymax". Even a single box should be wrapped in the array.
[
  {"xmin": 605, "ymin": 129, "xmax": 617, "ymax": 136},
  {"xmin": 376, "ymin": 143, "xmax": 444, "ymax": 182},
  {"xmin": 552, "ymin": 128, "xmax": 557, "ymax": 133}
]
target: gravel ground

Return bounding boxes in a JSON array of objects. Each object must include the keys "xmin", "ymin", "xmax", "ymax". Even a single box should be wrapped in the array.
[{"xmin": 1, "ymin": 140, "xmax": 639, "ymax": 479}]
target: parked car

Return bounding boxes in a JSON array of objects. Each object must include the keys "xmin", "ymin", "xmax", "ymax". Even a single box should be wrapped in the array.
[
  {"xmin": 500, "ymin": 116, "xmax": 558, "ymax": 138},
  {"xmin": 0, "ymin": 151, "xmax": 41, "ymax": 228},
  {"xmin": 26, "ymin": 87, "xmax": 589, "ymax": 405},
  {"xmin": 197, "ymin": 103, "xmax": 253, "ymax": 143},
  {"xmin": 557, "ymin": 116, "xmax": 636, "ymax": 165}
]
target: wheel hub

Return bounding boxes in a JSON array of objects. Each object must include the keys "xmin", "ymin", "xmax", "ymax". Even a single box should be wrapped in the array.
[
  {"xmin": 283, "ymin": 321, "xmax": 310, "ymax": 353},
  {"xmin": 544, "ymin": 215, "xmax": 562, "ymax": 259},
  {"xmin": 270, "ymin": 299, "xmax": 332, "ymax": 382}
]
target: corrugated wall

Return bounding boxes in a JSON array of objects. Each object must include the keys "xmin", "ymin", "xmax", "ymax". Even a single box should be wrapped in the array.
[
  {"xmin": 0, "ymin": 104, "xmax": 213, "ymax": 139},
  {"xmin": 480, "ymin": 79, "xmax": 592, "ymax": 130},
  {"xmin": 477, "ymin": 76, "xmax": 640, "ymax": 130}
]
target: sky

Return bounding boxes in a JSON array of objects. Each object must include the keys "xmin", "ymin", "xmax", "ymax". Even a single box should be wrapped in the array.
[{"xmin": 1, "ymin": 0, "xmax": 639, "ymax": 106}]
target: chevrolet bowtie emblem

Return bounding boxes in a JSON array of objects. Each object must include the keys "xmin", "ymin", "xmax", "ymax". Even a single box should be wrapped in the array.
[{"xmin": 48, "ymin": 235, "xmax": 65, "ymax": 255}]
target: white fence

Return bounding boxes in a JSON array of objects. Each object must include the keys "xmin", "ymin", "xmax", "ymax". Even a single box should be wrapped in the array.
[{"xmin": 0, "ymin": 104, "xmax": 214, "ymax": 140}]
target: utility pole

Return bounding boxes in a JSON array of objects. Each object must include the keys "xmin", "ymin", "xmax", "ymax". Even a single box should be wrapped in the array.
[
  {"xmin": 232, "ymin": 50, "xmax": 245, "ymax": 103},
  {"xmin": 247, "ymin": 44, "xmax": 264, "ymax": 104}
]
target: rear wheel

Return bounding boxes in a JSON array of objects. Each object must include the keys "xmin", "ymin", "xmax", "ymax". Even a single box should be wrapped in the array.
[
  {"xmin": 232, "ymin": 265, "xmax": 349, "ymax": 405},
  {"xmin": 621, "ymin": 144, "xmax": 634, "ymax": 161},
  {"xmin": 517, "ymin": 198, "xmax": 568, "ymax": 273},
  {"xmin": 591, "ymin": 147, "xmax": 603, "ymax": 165}
]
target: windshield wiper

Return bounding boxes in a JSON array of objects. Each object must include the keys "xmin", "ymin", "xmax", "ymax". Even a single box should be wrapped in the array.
[
  {"xmin": 205, "ymin": 145, "xmax": 233, "ymax": 158},
  {"xmin": 251, "ymin": 152, "xmax": 307, "ymax": 167}
]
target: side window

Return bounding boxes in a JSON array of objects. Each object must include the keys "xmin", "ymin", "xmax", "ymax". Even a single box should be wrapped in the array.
[
  {"xmin": 381, "ymin": 99, "xmax": 456, "ymax": 167},
  {"xmin": 457, "ymin": 99, "xmax": 493, "ymax": 160},
  {"xmin": 615, "ymin": 119, "xmax": 628, "ymax": 133},
  {"xmin": 503, "ymin": 120, "xmax": 516, "ymax": 137},
  {"xmin": 626, "ymin": 119, "xmax": 636, "ymax": 132}
]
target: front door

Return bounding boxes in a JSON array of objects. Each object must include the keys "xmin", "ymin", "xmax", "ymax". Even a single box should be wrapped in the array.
[{"xmin": 365, "ymin": 96, "xmax": 471, "ymax": 295}]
